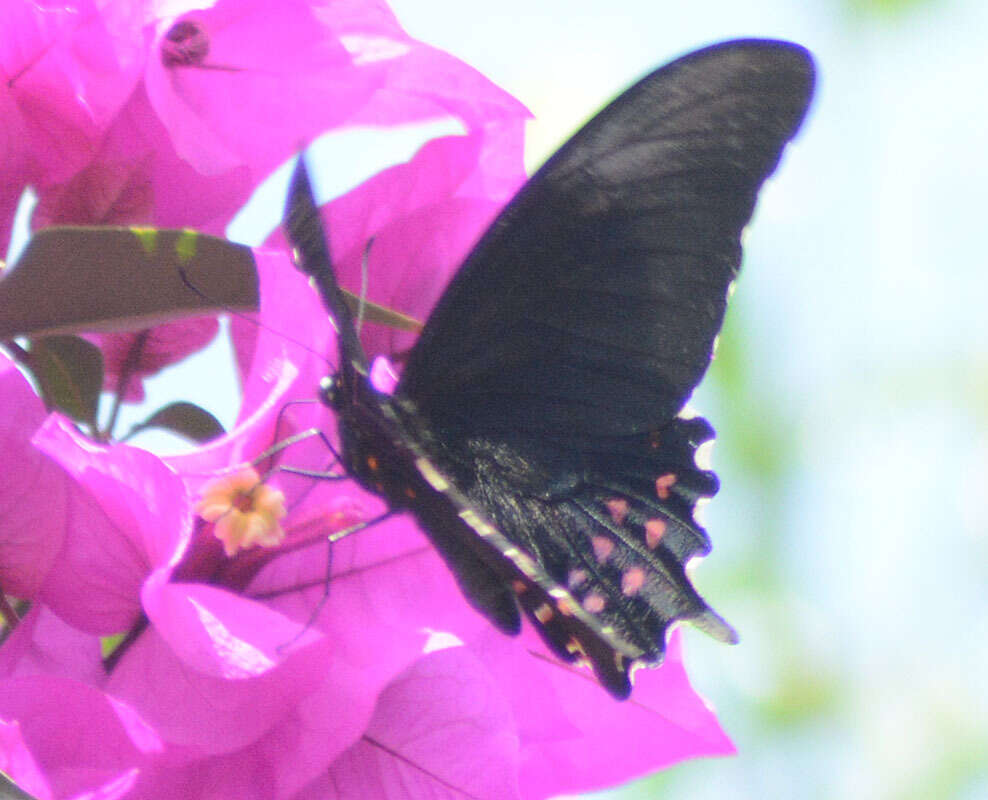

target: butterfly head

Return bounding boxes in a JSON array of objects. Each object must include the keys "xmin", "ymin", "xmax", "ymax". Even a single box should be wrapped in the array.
[
  {"xmin": 319, "ymin": 354, "xmax": 371, "ymax": 410},
  {"xmin": 318, "ymin": 373, "xmax": 339, "ymax": 409}
]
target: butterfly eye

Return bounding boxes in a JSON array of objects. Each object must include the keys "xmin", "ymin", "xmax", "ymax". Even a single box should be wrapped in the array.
[{"xmin": 319, "ymin": 375, "xmax": 338, "ymax": 407}]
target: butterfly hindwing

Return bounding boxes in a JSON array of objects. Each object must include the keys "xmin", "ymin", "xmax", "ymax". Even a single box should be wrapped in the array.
[
  {"xmin": 408, "ymin": 410, "xmax": 735, "ymax": 696},
  {"xmin": 402, "ymin": 441, "xmax": 647, "ymax": 698}
]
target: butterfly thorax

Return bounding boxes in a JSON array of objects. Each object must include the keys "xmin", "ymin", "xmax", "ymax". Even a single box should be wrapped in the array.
[{"xmin": 322, "ymin": 368, "xmax": 419, "ymax": 507}]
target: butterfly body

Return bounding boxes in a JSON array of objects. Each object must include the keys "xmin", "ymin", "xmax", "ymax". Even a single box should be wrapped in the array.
[{"xmin": 286, "ymin": 39, "xmax": 815, "ymax": 698}]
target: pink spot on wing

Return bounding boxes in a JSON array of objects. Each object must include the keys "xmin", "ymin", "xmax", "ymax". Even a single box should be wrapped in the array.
[
  {"xmin": 622, "ymin": 567, "xmax": 646, "ymax": 595},
  {"xmin": 568, "ymin": 569, "xmax": 587, "ymax": 588},
  {"xmin": 582, "ymin": 594, "xmax": 606, "ymax": 613},
  {"xmin": 655, "ymin": 473, "xmax": 677, "ymax": 499},
  {"xmin": 592, "ymin": 536, "xmax": 614, "ymax": 562},
  {"xmin": 605, "ymin": 498, "xmax": 629, "ymax": 524},
  {"xmin": 645, "ymin": 518, "xmax": 667, "ymax": 548}
]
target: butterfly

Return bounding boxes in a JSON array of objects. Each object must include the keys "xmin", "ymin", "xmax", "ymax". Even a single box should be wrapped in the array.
[{"xmin": 283, "ymin": 38, "xmax": 814, "ymax": 698}]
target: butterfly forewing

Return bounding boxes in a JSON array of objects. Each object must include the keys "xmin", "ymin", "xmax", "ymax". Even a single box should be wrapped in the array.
[
  {"xmin": 399, "ymin": 39, "xmax": 814, "ymax": 443},
  {"xmin": 286, "ymin": 39, "xmax": 814, "ymax": 698}
]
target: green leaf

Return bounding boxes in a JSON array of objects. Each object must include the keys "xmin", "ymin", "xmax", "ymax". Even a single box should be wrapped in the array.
[
  {"xmin": 100, "ymin": 632, "xmax": 127, "ymax": 659},
  {"xmin": 125, "ymin": 401, "xmax": 226, "ymax": 443},
  {"xmin": 340, "ymin": 290, "xmax": 423, "ymax": 332},
  {"xmin": 0, "ymin": 771, "xmax": 42, "ymax": 800},
  {"xmin": 28, "ymin": 336, "xmax": 104, "ymax": 427},
  {"xmin": 0, "ymin": 226, "xmax": 258, "ymax": 340}
]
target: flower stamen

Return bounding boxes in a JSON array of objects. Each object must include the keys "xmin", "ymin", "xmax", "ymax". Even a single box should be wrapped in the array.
[{"xmin": 195, "ymin": 468, "xmax": 287, "ymax": 556}]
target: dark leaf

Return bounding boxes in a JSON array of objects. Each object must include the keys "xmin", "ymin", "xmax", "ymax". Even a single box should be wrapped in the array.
[
  {"xmin": 0, "ymin": 226, "xmax": 258, "ymax": 340},
  {"xmin": 125, "ymin": 401, "xmax": 225, "ymax": 443},
  {"xmin": 340, "ymin": 289, "xmax": 423, "ymax": 332},
  {"xmin": 0, "ymin": 773, "xmax": 41, "ymax": 800},
  {"xmin": 28, "ymin": 335, "xmax": 103, "ymax": 426}
]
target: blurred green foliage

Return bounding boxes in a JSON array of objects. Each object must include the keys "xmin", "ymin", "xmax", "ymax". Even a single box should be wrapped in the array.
[{"xmin": 843, "ymin": 0, "xmax": 943, "ymax": 18}]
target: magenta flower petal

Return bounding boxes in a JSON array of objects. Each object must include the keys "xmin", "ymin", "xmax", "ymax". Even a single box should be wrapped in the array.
[
  {"xmin": 140, "ymin": 578, "xmax": 323, "ymax": 680},
  {"xmin": 339, "ymin": 646, "xmax": 521, "ymax": 799},
  {"xmin": 122, "ymin": 661, "xmax": 393, "ymax": 800},
  {"xmin": 227, "ymin": 247, "xmax": 333, "ymax": 419},
  {"xmin": 84, "ymin": 317, "xmax": 220, "ymax": 403},
  {"xmin": 31, "ymin": 418, "xmax": 191, "ymax": 634},
  {"xmin": 147, "ymin": 0, "xmax": 357, "ymax": 177},
  {"xmin": 0, "ymin": 606, "xmax": 103, "ymax": 687},
  {"xmin": 304, "ymin": 0, "xmax": 530, "ymax": 129},
  {"xmin": 0, "ymin": 158, "xmax": 28, "ymax": 256},
  {"xmin": 0, "ymin": 717, "xmax": 52, "ymax": 800},
  {"xmin": 104, "ymin": 595, "xmax": 332, "ymax": 755},
  {"xmin": 32, "ymin": 84, "xmax": 256, "ymax": 234},
  {"xmin": 0, "ymin": 0, "xmax": 146, "ymax": 185},
  {"xmin": 162, "ymin": 349, "xmax": 304, "ymax": 492},
  {"xmin": 0, "ymin": 675, "xmax": 155, "ymax": 800},
  {"xmin": 369, "ymin": 356, "xmax": 399, "ymax": 394},
  {"xmin": 245, "ymin": 505, "xmax": 495, "ymax": 655},
  {"xmin": 97, "ymin": 530, "xmax": 487, "ymax": 770},
  {"xmin": 146, "ymin": 0, "xmax": 527, "ymax": 182},
  {"xmin": 294, "ymin": 646, "xmax": 522, "ymax": 800},
  {"xmin": 0, "ymin": 356, "xmax": 66, "ymax": 599},
  {"xmin": 347, "ymin": 43, "xmax": 531, "ymax": 130},
  {"xmin": 475, "ymin": 626, "xmax": 735, "ymax": 799}
]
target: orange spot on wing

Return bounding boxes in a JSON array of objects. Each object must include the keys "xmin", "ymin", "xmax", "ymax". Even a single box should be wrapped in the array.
[
  {"xmin": 557, "ymin": 598, "xmax": 575, "ymax": 616},
  {"xmin": 655, "ymin": 473, "xmax": 677, "ymax": 500},
  {"xmin": 566, "ymin": 637, "xmax": 587, "ymax": 658}
]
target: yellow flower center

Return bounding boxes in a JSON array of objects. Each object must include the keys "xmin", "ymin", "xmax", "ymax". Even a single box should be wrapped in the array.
[{"xmin": 195, "ymin": 468, "xmax": 287, "ymax": 556}]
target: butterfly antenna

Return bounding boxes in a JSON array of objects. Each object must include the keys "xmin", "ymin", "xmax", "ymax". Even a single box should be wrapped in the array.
[
  {"xmin": 176, "ymin": 267, "xmax": 333, "ymax": 369},
  {"xmin": 286, "ymin": 157, "xmax": 369, "ymax": 369}
]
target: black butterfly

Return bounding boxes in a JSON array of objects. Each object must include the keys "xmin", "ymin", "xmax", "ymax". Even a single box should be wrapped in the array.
[{"xmin": 284, "ymin": 39, "xmax": 814, "ymax": 698}]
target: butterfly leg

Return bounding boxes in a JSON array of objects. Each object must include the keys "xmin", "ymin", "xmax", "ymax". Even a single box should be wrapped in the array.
[
  {"xmin": 243, "ymin": 406, "xmax": 347, "ymax": 499},
  {"xmin": 251, "ymin": 428, "xmax": 342, "ymax": 476},
  {"xmin": 275, "ymin": 510, "xmax": 398, "ymax": 653}
]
